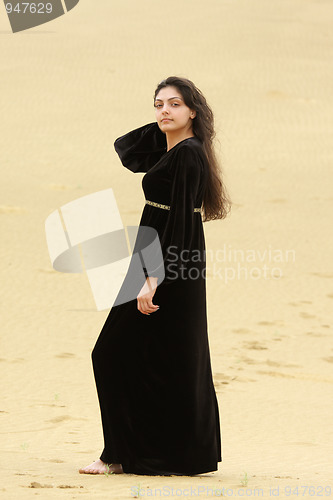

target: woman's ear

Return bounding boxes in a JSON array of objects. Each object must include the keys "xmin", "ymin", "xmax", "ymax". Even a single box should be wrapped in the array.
[{"xmin": 190, "ymin": 110, "xmax": 196, "ymax": 119}]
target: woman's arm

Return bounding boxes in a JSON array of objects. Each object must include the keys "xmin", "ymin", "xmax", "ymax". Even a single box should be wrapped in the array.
[
  {"xmin": 114, "ymin": 122, "xmax": 167, "ymax": 173},
  {"xmin": 137, "ymin": 276, "xmax": 159, "ymax": 315},
  {"xmin": 144, "ymin": 143, "xmax": 203, "ymax": 286}
]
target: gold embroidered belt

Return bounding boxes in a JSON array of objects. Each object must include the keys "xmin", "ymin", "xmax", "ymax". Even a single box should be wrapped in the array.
[{"xmin": 145, "ymin": 199, "xmax": 202, "ymax": 212}]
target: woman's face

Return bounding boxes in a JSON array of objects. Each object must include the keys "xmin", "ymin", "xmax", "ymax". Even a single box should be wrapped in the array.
[{"xmin": 154, "ymin": 86, "xmax": 196, "ymax": 135}]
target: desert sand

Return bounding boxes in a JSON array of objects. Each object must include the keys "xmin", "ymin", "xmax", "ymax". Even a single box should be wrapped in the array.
[{"xmin": 1, "ymin": 0, "xmax": 332, "ymax": 498}]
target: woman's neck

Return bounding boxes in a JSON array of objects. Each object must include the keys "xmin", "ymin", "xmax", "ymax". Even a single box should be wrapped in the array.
[{"xmin": 166, "ymin": 131, "xmax": 195, "ymax": 152}]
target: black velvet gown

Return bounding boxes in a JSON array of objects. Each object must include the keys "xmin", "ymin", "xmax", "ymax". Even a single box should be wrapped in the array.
[{"xmin": 91, "ymin": 122, "xmax": 222, "ymax": 476}]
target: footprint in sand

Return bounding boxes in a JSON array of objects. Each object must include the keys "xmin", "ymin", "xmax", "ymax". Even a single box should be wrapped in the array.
[
  {"xmin": 235, "ymin": 355, "xmax": 259, "ymax": 365},
  {"xmin": 231, "ymin": 328, "xmax": 252, "ymax": 334},
  {"xmin": 305, "ymin": 331, "xmax": 326, "ymax": 337},
  {"xmin": 37, "ymin": 268, "xmax": 58, "ymax": 274},
  {"xmin": 257, "ymin": 321, "xmax": 281, "ymax": 326},
  {"xmin": 256, "ymin": 370, "xmax": 333, "ymax": 383},
  {"xmin": 27, "ymin": 482, "xmax": 84, "ymax": 489},
  {"xmin": 0, "ymin": 358, "xmax": 26, "ymax": 363},
  {"xmin": 0, "ymin": 205, "xmax": 26, "ymax": 214},
  {"xmin": 47, "ymin": 415, "xmax": 73, "ymax": 424},
  {"xmin": 235, "ymin": 356, "xmax": 300, "ymax": 370},
  {"xmin": 266, "ymin": 360, "xmax": 300, "ymax": 369},
  {"xmin": 28, "ymin": 482, "xmax": 53, "ymax": 488},
  {"xmin": 243, "ymin": 341, "xmax": 268, "ymax": 350},
  {"xmin": 213, "ymin": 372, "xmax": 256, "ymax": 387},
  {"xmin": 289, "ymin": 301, "xmax": 313, "ymax": 307},
  {"xmin": 299, "ymin": 311, "xmax": 316, "ymax": 319},
  {"xmin": 310, "ymin": 272, "xmax": 333, "ymax": 279},
  {"xmin": 57, "ymin": 485, "xmax": 84, "ymax": 489},
  {"xmin": 213, "ymin": 372, "xmax": 233, "ymax": 384}
]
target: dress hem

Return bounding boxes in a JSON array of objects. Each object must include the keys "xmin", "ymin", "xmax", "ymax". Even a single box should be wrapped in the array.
[{"xmin": 100, "ymin": 452, "xmax": 221, "ymax": 476}]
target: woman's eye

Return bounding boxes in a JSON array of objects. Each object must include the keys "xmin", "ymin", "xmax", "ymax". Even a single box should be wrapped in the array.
[{"xmin": 154, "ymin": 102, "xmax": 179, "ymax": 108}]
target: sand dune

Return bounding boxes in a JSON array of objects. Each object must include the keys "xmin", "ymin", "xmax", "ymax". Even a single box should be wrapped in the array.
[{"xmin": 1, "ymin": 0, "xmax": 332, "ymax": 497}]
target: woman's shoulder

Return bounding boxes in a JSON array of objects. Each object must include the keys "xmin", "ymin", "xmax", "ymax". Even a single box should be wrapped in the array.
[
  {"xmin": 175, "ymin": 135, "xmax": 204, "ymax": 152},
  {"xmin": 169, "ymin": 136, "xmax": 207, "ymax": 171}
]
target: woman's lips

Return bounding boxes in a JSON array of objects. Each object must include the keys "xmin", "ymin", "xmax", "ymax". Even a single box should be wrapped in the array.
[{"xmin": 162, "ymin": 118, "xmax": 172, "ymax": 122}]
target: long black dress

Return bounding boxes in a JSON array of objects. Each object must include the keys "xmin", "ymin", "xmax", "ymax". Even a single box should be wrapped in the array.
[{"xmin": 91, "ymin": 122, "xmax": 222, "ymax": 476}]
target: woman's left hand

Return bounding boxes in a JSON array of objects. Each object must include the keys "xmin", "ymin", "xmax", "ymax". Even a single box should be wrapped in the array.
[{"xmin": 137, "ymin": 277, "xmax": 160, "ymax": 315}]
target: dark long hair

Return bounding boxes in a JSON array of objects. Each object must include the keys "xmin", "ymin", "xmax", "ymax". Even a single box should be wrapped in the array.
[{"xmin": 154, "ymin": 76, "xmax": 232, "ymax": 222}]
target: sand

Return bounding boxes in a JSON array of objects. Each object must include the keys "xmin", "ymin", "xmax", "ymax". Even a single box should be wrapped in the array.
[{"xmin": 1, "ymin": 0, "xmax": 332, "ymax": 498}]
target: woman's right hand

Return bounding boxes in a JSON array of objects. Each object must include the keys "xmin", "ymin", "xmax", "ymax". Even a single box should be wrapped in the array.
[{"xmin": 137, "ymin": 277, "xmax": 160, "ymax": 315}]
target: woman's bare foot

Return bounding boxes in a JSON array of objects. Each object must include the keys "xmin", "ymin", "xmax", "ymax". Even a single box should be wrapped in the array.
[{"xmin": 79, "ymin": 458, "xmax": 124, "ymax": 474}]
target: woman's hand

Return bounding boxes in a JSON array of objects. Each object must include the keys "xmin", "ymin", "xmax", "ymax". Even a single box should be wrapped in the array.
[{"xmin": 137, "ymin": 276, "xmax": 160, "ymax": 315}]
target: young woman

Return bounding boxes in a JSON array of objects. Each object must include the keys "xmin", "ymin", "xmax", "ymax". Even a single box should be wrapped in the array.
[{"xmin": 79, "ymin": 76, "xmax": 232, "ymax": 476}]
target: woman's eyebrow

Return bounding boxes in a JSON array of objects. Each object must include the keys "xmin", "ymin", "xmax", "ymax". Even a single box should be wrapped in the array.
[{"xmin": 154, "ymin": 97, "xmax": 183, "ymax": 102}]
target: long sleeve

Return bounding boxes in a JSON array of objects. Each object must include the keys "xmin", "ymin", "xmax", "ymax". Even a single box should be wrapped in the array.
[
  {"xmin": 114, "ymin": 122, "xmax": 167, "ymax": 173},
  {"xmin": 145, "ymin": 143, "xmax": 204, "ymax": 286}
]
